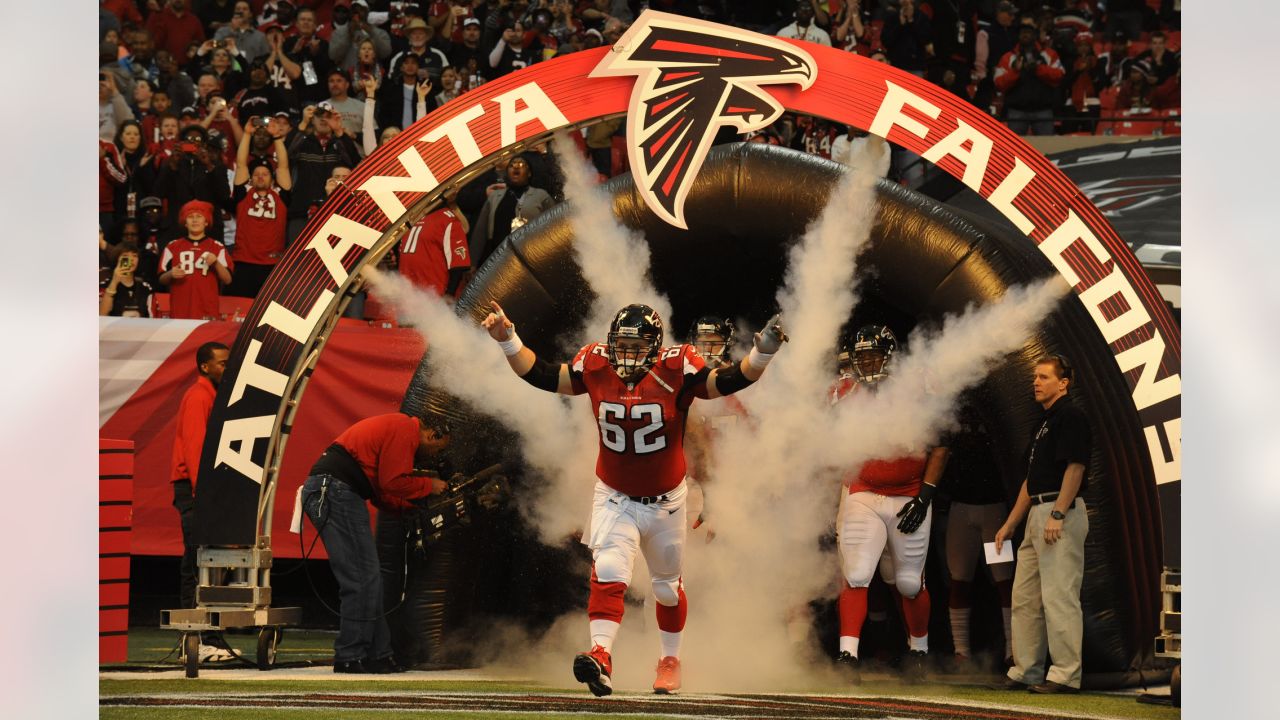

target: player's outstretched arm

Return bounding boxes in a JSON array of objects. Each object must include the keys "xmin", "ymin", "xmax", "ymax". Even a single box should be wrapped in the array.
[
  {"xmin": 705, "ymin": 313, "xmax": 787, "ymax": 399},
  {"xmin": 482, "ymin": 300, "xmax": 575, "ymax": 394}
]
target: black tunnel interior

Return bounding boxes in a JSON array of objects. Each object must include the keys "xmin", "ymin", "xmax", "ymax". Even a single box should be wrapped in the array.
[{"xmin": 389, "ymin": 143, "xmax": 1165, "ymax": 683}]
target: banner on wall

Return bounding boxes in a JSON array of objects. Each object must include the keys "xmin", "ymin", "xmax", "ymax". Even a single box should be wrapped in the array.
[{"xmin": 99, "ymin": 317, "xmax": 424, "ymax": 557}]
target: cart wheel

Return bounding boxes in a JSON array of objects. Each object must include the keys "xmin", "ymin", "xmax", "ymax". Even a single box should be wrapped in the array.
[
  {"xmin": 1170, "ymin": 664, "xmax": 1181, "ymax": 707},
  {"xmin": 256, "ymin": 627, "xmax": 280, "ymax": 670},
  {"xmin": 183, "ymin": 633, "xmax": 200, "ymax": 679}
]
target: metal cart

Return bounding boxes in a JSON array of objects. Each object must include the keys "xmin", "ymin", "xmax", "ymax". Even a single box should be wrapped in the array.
[{"xmin": 160, "ymin": 539, "xmax": 301, "ymax": 678}]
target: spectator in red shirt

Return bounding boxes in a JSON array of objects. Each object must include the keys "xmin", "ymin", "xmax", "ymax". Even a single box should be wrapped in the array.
[
  {"xmin": 159, "ymin": 200, "xmax": 234, "ymax": 319},
  {"xmin": 148, "ymin": 0, "xmax": 208, "ymax": 61},
  {"xmin": 228, "ymin": 125, "xmax": 293, "ymax": 298},
  {"xmin": 298, "ymin": 412, "xmax": 452, "ymax": 673},
  {"xmin": 398, "ymin": 205, "xmax": 470, "ymax": 298}
]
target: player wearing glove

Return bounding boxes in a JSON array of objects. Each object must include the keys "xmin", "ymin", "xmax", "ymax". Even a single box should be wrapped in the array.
[
  {"xmin": 483, "ymin": 300, "xmax": 784, "ymax": 696},
  {"xmin": 831, "ymin": 326, "xmax": 948, "ymax": 684}
]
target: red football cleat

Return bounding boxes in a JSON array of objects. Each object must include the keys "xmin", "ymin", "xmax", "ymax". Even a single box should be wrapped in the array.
[
  {"xmin": 573, "ymin": 645, "xmax": 613, "ymax": 697},
  {"xmin": 653, "ymin": 655, "xmax": 682, "ymax": 695}
]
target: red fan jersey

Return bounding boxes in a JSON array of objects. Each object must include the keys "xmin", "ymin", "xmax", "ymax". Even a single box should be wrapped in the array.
[
  {"xmin": 569, "ymin": 342, "xmax": 710, "ymax": 497},
  {"xmin": 233, "ymin": 185, "xmax": 289, "ymax": 265},
  {"xmin": 399, "ymin": 208, "xmax": 469, "ymax": 295},
  {"xmin": 830, "ymin": 377, "xmax": 927, "ymax": 497},
  {"xmin": 160, "ymin": 237, "xmax": 233, "ymax": 319},
  {"xmin": 802, "ymin": 119, "xmax": 841, "ymax": 159}
]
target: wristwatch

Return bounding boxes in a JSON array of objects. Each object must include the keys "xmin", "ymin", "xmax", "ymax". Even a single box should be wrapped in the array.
[{"xmin": 1050, "ymin": 509, "xmax": 1066, "ymax": 521}]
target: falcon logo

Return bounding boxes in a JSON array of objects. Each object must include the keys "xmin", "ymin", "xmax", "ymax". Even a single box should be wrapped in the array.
[
  {"xmin": 1075, "ymin": 176, "xmax": 1181, "ymax": 216},
  {"xmin": 592, "ymin": 12, "xmax": 817, "ymax": 229}
]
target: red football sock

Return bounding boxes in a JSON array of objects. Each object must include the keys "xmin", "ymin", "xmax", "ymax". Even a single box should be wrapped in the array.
[
  {"xmin": 655, "ymin": 585, "xmax": 687, "ymax": 633},
  {"xmin": 901, "ymin": 586, "xmax": 931, "ymax": 639},
  {"xmin": 587, "ymin": 567, "xmax": 626, "ymax": 623},
  {"xmin": 838, "ymin": 585, "xmax": 869, "ymax": 639}
]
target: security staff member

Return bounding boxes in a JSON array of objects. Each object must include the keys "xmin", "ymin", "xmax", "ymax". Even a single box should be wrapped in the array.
[
  {"xmin": 300, "ymin": 412, "xmax": 451, "ymax": 674},
  {"xmin": 992, "ymin": 355, "xmax": 1091, "ymax": 694}
]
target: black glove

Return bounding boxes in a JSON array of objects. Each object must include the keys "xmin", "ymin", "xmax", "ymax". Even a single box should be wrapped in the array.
[{"xmin": 896, "ymin": 483, "xmax": 936, "ymax": 534}]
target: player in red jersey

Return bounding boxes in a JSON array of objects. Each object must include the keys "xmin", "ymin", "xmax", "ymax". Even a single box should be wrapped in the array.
[
  {"xmin": 398, "ymin": 207, "xmax": 470, "ymax": 297},
  {"xmin": 683, "ymin": 316, "xmax": 748, "ymax": 540},
  {"xmin": 832, "ymin": 325, "xmax": 949, "ymax": 684},
  {"xmin": 483, "ymin": 301, "xmax": 786, "ymax": 696},
  {"xmin": 159, "ymin": 200, "xmax": 234, "ymax": 319}
]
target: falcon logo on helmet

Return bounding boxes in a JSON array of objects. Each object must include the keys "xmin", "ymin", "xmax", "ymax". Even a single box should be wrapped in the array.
[
  {"xmin": 607, "ymin": 304, "xmax": 664, "ymax": 383},
  {"xmin": 591, "ymin": 11, "xmax": 817, "ymax": 229},
  {"xmin": 688, "ymin": 315, "xmax": 735, "ymax": 369},
  {"xmin": 852, "ymin": 324, "xmax": 898, "ymax": 386}
]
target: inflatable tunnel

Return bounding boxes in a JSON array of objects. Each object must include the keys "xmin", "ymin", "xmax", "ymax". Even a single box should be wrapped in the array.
[{"xmin": 388, "ymin": 142, "xmax": 1164, "ymax": 682}]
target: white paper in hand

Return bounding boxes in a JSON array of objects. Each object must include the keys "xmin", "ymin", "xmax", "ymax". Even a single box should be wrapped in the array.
[{"xmin": 985, "ymin": 540, "xmax": 1014, "ymax": 564}]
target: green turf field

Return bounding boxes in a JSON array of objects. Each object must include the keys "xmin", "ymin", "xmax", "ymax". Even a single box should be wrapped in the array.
[{"xmin": 102, "ymin": 628, "xmax": 1179, "ymax": 719}]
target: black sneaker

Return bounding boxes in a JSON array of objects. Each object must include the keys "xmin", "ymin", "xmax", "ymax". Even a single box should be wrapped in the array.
[
  {"xmin": 902, "ymin": 650, "xmax": 928, "ymax": 684},
  {"xmin": 334, "ymin": 659, "xmax": 367, "ymax": 674},
  {"xmin": 835, "ymin": 651, "xmax": 862, "ymax": 684},
  {"xmin": 365, "ymin": 656, "xmax": 408, "ymax": 674}
]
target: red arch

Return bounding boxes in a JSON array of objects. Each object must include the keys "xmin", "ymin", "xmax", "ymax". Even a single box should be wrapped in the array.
[{"xmin": 194, "ymin": 18, "xmax": 1180, "ymax": 546}]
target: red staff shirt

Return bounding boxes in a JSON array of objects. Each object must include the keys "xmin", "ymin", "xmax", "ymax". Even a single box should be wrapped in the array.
[
  {"xmin": 334, "ymin": 413, "xmax": 438, "ymax": 512},
  {"xmin": 171, "ymin": 375, "xmax": 216, "ymax": 486}
]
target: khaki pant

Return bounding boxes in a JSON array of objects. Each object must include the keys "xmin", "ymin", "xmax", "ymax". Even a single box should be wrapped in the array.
[{"xmin": 1008, "ymin": 499, "xmax": 1088, "ymax": 688}]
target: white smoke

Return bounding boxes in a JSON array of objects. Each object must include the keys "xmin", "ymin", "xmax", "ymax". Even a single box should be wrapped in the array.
[
  {"xmin": 363, "ymin": 268, "xmax": 597, "ymax": 541},
  {"xmin": 368, "ymin": 132, "xmax": 1071, "ymax": 692},
  {"xmin": 820, "ymin": 276, "xmax": 1072, "ymax": 471},
  {"xmin": 551, "ymin": 129, "xmax": 674, "ymax": 346},
  {"xmin": 673, "ymin": 139, "xmax": 892, "ymax": 689}
]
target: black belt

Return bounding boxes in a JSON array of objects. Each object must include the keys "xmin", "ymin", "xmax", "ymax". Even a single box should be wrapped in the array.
[
  {"xmin": 309, "ymin": 443, "xmax": 374, "ymax": 500},
  {"xmin": 629, "ymin": 494, "xmax": 670, "ymax": 505},
  {"xmin": 1030, "ymin": 492, "xmax": 1077, "ymax": 508}
]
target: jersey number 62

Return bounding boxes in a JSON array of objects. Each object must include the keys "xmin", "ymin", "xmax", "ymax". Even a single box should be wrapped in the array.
[{"xmin": 598, "ymin": 402, "xmax": 666, "ymax": 455}]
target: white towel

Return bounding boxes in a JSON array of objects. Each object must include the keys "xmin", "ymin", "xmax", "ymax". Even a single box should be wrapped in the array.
[{"xmin": 289, "ymin": 484, "xmax": 305, "ymax": 534}]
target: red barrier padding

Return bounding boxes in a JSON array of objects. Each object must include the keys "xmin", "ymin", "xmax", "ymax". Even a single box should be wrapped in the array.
[{"xmin": 99, "ymin": 439, "xmax": 134, "ymax": 664}]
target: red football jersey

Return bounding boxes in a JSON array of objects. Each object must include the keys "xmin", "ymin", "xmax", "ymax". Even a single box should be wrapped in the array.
[
  {"xmin": 399, "ymin": 208, "xmax": 470, "ymax": 295},
  {"xmin": 570, "ymin": 342, "xmax": 710, "ymax": 496},
  {"xmin": 160, "ymin": 237, "xmax": 233, "ymax": 319},
  {"xmin": 830, "ymin": 377, "xmax": 927, "ymax": 497},
  {"xmin": 233, "ymin": 186, "xmax": 288, "ymax": 265}
]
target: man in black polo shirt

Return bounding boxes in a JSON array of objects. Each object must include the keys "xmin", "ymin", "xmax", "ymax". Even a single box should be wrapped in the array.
[{"xmin": 992, "ymin": 355, "xmax": 1090, "ymax": 694}]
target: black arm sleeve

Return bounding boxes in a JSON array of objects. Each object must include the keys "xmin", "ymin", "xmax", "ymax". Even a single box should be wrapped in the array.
[
  {"xmin": 713, "ymin": 362, "xmax": 755, "ymax": 396},
  {"xmin": 520, "ymin": 355, "xmax": 560, "ymax": 392}
]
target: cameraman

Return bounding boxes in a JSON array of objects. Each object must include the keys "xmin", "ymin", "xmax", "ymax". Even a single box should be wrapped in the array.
[
  {"xmin": 299, "ymin": 412, "xmax": 452, "ymax": 674},
  {"xmin": 993, "ymin": 18, "xmax": 1064, "ymax": 136}
]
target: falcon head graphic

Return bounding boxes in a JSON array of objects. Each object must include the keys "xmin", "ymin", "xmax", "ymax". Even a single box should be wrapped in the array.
[{"xmin": 592, "ymin": 11, "xmax": 817, "ymax": 229}]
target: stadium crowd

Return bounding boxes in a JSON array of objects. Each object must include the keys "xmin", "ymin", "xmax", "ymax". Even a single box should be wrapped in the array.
[{"xmin": 98, "ymin": 0, "xmax": 1180, "ymax": 319}]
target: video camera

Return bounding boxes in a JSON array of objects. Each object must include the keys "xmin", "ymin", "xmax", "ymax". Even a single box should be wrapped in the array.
[{"xmin": 408, "ymin": 464, "xmax": 509, "ymax": 555}]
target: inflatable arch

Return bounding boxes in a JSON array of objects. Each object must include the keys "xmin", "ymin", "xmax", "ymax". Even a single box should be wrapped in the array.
[{"xmin": 192, "ymin": 10, "xmax": 1179, "ymax": 681}]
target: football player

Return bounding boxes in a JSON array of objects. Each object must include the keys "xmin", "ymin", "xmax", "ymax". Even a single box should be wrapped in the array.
[
  {"xmin": 483, "ymin": 301, "xmax": 786, "ymax": 696},
  {"xmin": 683, "ymin": 316, "xmax": 746, "ymax": 540},
  {"xmin": 832, "ymin": 325, "xmax": 949, "ymax": 684}
]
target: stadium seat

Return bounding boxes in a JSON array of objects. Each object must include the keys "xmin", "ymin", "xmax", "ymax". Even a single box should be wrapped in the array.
[
  {"xmin": 1099, "ymin": 86, "xmax": 1120, "ymax": 111},
  {"xmin": 219, "ymin": 295, "xmax": 254, "ymax": 321}
]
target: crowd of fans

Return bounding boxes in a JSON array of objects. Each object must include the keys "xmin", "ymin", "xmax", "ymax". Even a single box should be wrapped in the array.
[{"xmin": 98, "ymin": 0, "xmax": 1180, "ymax": 319}]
